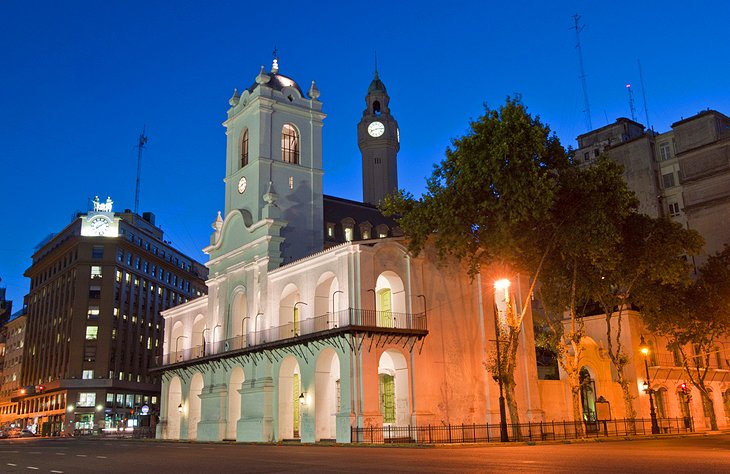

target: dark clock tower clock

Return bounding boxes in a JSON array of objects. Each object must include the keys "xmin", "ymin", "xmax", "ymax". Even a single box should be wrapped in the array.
[{"xmin": 357, "ymin": 70, "xmax": 400, "ymax": 205}]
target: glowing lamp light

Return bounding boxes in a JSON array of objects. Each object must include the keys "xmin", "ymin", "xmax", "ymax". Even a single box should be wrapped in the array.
[
  {"xmin": 299, "ymin": 392, "xmax": 306, "ymax": 406},
  {"xmin": 177, "ymin": 403, "xmax": 183, "ymax": 413},
  {"xmin": 96, "ymin": 405, "xmax": 104, "ymax": 411},
  {"xmin": 494, "ymin": 279, "xmax": 511, "ymax": 291},
  {"xmin": 639, "ymin": 335, "xmax": 650, "ymax": 356},
  {"xmin": 67, "ymin": 404, "xmax": 74, "ymax": 412}
]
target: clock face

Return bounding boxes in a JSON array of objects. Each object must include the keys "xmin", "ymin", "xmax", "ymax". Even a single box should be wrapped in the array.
[
  {"xmin": 237, "ymin": 176, "xmax": 247, "ymax": 194},
  {"xmin": 89, "ymin": 216, "xmax": 110, "ymax": 236},
  {"xmin": 367, "ymin": 121, "xmax": 385, "ymax": 137}
]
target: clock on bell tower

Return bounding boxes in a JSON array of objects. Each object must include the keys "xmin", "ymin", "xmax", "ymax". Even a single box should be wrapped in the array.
[{"xmin": 357, "ymin": 70, "xmax": 400, "ymax": 205}]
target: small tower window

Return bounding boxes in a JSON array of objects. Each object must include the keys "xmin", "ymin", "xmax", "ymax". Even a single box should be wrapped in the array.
[
  {"xmin": 373, "ymin": 101, "xmax": 381, "ymax": 116},
  {"xmin": 240, "ymin": 129, "xmax": 249, "ymax": 168},
  {"xmin": 282, "ymin": 124, "xmax": 299, "ymax": 164}
]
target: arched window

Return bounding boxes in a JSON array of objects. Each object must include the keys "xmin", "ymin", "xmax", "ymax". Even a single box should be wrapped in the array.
[
  {"xmin": 240, "ymin": 129, "xmax": 249, "ymax": 168},
  {"xmin": 281, "ymin": 124, "xmax": 299, "ymax": 164},
  {"xmin": 373, "ymin": 101, "xmax": 381, "ymax": 115}
]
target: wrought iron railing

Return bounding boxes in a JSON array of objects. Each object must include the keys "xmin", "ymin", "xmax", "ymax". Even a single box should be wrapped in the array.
[
  {"xmin": 351, "ymin": 417, "xmax": 693, "ymax": 444},
  {"xmin": 159, "ymin": 308, "xmax": 427, "ymax": 367}
]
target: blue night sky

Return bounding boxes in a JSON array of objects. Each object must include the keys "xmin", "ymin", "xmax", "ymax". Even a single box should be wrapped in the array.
[{"xmin": 1, "ymin": 1, "xmax": 728, "ymax": 308}]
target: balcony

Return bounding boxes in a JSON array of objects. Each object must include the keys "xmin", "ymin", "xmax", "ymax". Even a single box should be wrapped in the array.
[
  {"xmin": 154, "ymin": 308, "xmax": 428, "ymax": 370},
  {"xmin": 648, "ymin": 352, "xmax": 730, "ymax": 383}
]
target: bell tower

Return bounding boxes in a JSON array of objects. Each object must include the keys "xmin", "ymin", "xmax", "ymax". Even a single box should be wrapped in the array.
[
  {"xmin": 357, "ymin": 70, "xmax": 400, "ymax": 205},
  {"xmin": 218, "ymin": 59, "xmax": 326, "ymax": 263}
]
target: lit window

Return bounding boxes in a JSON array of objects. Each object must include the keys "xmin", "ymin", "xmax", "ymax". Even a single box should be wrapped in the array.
[
  {"xmin": 90, "ymin": 266, "xmax": 102, "ymax": 279},
  {"xmin": 78, "ymin": 392, "xmax": 96, "ymax": 407},
  {"xmin": 115, "ymin": 270, "xmax": 121, "ymax": 282},
  {"xmin": 82, "ymin": 370, "xmax": 94, "ymax": 380},
  {"xmin": 87, "ymin": 307, "xmax": 100, "ymax": 320},
  {"xmin": 344, "ymin": 227, "xmax": 353, "ymax": 242},
  {"xmin": 326, "ymin": 223, "xmax": 335, "ymax": 238},
  {"xmin": 282, "ymin": 123, "xmax": 299, "ymax": 164},
  {"xmin": 85, "ymin": 326, "xmax": 98, "ymax": 340}
]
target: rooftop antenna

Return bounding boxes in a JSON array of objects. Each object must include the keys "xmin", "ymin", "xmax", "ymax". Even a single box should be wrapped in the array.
[
  {"xmin": 134, "ymin": 127, "xmax": 148, "ymax": 215},
  {"xmin": 638, "ymin": 60, "xmax": 652, "ymax": 131},
  {"xmin": 571, "ymin": 14, "xmax": 593, "ymax": 131},
  {"xmin": 626, "ymin": 84, "xmax": 637, "ymax": 122}
]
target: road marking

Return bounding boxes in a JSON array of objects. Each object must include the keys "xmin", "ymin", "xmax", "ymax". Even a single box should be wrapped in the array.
[
  {"xmin": 55, "ymin": 453, "xmax": 66, "ymax": 455},
  {"xmin": 7, "ymin": 463, "xmax": 17, "ymax": 467},
  {"xmin": 29, "ymin": 451, "xmax": 41, "ymax": 454},
  {"xmin": 1, "ymin": 451, "xmax": 19, "ymax": 453},
  {"xmin": 51, "ymin": 471, "xmax": 64, "ymax": 473},
  {"xmin": 75, "ymin": 454, "xmax": 87, "ymax": 457},
  {"xmin": 96, "ymin": 456, "xmax": 107, "ymax": 459},
  {"xmin": 27, "ymin": 467, "xmax": 39, "ymax": 470}
]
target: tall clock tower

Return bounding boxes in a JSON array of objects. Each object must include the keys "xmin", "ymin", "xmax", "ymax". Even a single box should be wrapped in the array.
[{"xmin": 357, "ymin": 71, "xmax": 400, "ymax": 205}]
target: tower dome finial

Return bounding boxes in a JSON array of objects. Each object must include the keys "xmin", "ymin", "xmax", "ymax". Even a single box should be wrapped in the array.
[{"xmin": 271, "ymin": 46, "xmax": 279, "ymax": 74}]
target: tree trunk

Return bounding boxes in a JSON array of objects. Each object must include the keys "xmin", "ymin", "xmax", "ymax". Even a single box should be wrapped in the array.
[
  {"xmin": 700, "ymin": 390, "xmax": 719, "ymax": 431},
  {"xmin": 503, "ymin": 377, "xmax": 521, "ymax": 438},
  {"xmin": 567, "ymin": 368, "xmax": 584, "ymax": 437},
  {"xmin": 615, "ymin": 366, "xmax": 636, "ymax": 420}
]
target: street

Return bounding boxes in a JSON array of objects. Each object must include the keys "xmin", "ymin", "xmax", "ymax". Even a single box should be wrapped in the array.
[{"xmin": 0, "ymin": 435, "xmax": 729, "ymax": 473}]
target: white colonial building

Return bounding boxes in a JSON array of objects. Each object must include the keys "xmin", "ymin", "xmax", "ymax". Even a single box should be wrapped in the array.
[{"xmin": 155, "ymin": 59, "xmax": 730, "ymax": 444}]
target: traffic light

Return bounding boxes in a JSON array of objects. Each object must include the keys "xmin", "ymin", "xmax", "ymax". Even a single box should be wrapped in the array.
[{"xmin": 35, "ymin": 385, "xmax": 45, "ymax": 393}]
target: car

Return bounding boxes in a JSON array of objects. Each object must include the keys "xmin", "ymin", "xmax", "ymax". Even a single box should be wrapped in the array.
[
  {"xmin": 0, "ymin": 430, "xmax": 8, "ymax": 439},
  {"xmin": 20, "ymin": 429, "xmax": 36, "ymax": 437},
  {"xmin": 6, "ymin": 429, "xmax": 21, "ymax": 438}
]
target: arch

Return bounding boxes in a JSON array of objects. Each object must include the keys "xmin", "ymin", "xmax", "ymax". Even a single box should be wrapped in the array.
[
  {"xmin": 278, "ymin": 356, "xmax": 302, "ymax": 440},
  {"xmin": 314, "ymin": 272, "xmax": 339, "ymax": 330},
  {"xmin": 171, "ymin": 321, "xmax": 185, "ymax": 362},
  {"xmin": 240, "ymin": 128, "xmax": 249, "ymax": 168},
  {"xmin": 722, "ymin": 389, "xmax": 730, "ymax": 421},
  {"xmin": 375, "ymin": 271, "xmax": 405, "ymax": 328},
  {"xmin": 279, "ymin": 284, "xmax": 302, "ymax": 339},
  {"xmin": 227, "ymin": 366, "xmax": 245, "ymax": 440},
  {"xmin": 378, "ymin": 350, "xmax": 409, "ymax": 426},
  {"xmin": 314, "ymin": 348, "xmax": 341, "ymax": 441},
  {"xmin": 166, "ymin": 376, "xmax": 182, "ymax": 439},
  {"xmin": 579, "ymin": 366, "xmax": 597, "ymax": 423},
  {"xmin": 192, "ymin": 314, "xmax": 206, "ymax": 358},
  {"xmin": 187, "ymin": 372, "xmax": 204, "ymax": 439},
  {"xmin": 281, "ymin": 123, "xmax": 299, "ymax": 164},
  {"xmin": 373, "ymin": 100, "xmax": 381, "ymax": 115},
  {"xmin": 232, "ymin": 288, "xmax": 249, "ymax": 345},
  {"xmin": 655, "ymin": 387, "xmax": 669, "ymax": 418}
]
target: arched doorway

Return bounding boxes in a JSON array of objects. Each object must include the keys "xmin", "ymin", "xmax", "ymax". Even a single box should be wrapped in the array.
[
  {"xmin": 579, "ymin": 367, "xmax": 597, "ymax": 423},
  {"xmin": 315, "ymin": 348, "xmax": 341, "ymax": 441},
  {"xmin": 378, "ymin": 350, "xmax": 409, "ymax": 427},
  {"xmin": 227, "ymin": 366, "xmax": 245, "ymax": 440},
  {"xmin": 278, "ymin": 357, "xmax": 302, "ymax": 440},
  {"xmin": 655, "ymin": 387, "xmax": 669, "ymax": 418},
  {"xmin": 314, "ymin": 273, "xmax": 339, "ymax": 330},
  {"xmin": 279, "ymin": 284, "xmax": 302, "ymax": 339},
  {"xmin": 232, "ymin": 290, "xmax": 248, "ymax": 347},
  {"xmin": 170, "ymin": 321, "xmax": 185, "ymax": 363},
  {"xmin": 166, "ymin": 376, "xmax": 182, "ymax": 439},
  {"xmin": 187, "ymin": 372, "xmax": 204, "ymax": 439},
  {"xmin": 375, "ymin": 272, "xmax": 405, "ymax": 328}
]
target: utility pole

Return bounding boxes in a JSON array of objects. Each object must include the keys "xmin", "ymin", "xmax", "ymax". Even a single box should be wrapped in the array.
[
  {"xmin": 134, "ymin": 128, "xmax": 148, "ymax": 215},
  {"xmin": 571, "ymin": 14, "xmax": 593, "ymax": 131}
]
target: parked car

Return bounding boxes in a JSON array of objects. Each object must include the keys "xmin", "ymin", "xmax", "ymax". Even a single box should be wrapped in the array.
[
  {"xmin": 0, "ymin": 430, "xmax": 8, "ymax": 439},
  {"xmin": 20, "ymin": 429, "xmax": 36, "ymax": 437},
  {"xmin": 6, "ymin": 429, "xmax": 21, "ymax": 438}
]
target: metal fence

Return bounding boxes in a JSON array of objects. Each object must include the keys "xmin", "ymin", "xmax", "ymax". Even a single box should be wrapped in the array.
[{"xmin": 351, "ymin": 417, "xmax": 693, "ymax": 444}]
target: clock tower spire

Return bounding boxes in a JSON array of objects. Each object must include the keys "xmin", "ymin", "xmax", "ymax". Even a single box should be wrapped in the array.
[{"xmin": 357, "ymin": 70, "xmax": 400, "ymax": 205}]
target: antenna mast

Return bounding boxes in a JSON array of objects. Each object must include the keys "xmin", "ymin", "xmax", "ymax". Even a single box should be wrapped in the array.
[
  {"xmin": 626, "ymin": 84, "xmax": 637, "ymax": 121},
  {"xmin": 638, "ymin": 60, "xmax": 651, "ymax": 131},
  {"xmin": 571, "ymin": 14, "xmax": 593, "ymax": 131},
  {"xmin": 134, "ymin": 127, "xmax": 148, "ymax": 215}
]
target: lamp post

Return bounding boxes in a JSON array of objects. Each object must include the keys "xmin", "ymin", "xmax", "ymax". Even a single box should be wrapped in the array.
[
  {"xmin": 293, "ymin": 302, "xmax": 307, "ymax": 336},
  {"xmin": 639, "ymin": 335, "xmax": 660, "ymax": 434},
  {"xmin": 213, "ymin": 324, "xmax": 222, "ymax": 347},
  {"xmin": 174, "ymin": 335, "xmax": 187, "ymax": 362},
  {"xmin": 241, "ymin": 316, "xmax": 250, "ymax": 347},
  {"xmin": 201, "ymin": 327, "xmax": 210, "ymax": 356},
  {"xmin": 332, "ymin": 290, "xmax": 344, "ymax": 328},
  {"xmin": 254, "ymin": 312, "xmax": 264, "ymax": 344},
  {"xmin": 493, "ymin": 279, "xmax": 510, "ymax": 442}
]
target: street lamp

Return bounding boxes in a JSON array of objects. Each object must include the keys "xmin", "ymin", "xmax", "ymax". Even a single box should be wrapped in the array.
[
  {"xmin": 177, "ymin": 403, "xmax": 182, "ymax": 413},
  {"xmin": 201, "ymin": 327, "xmax": 210, "ymax": 356},
  {"xmin": 293, "ymin": 302, "xmax": 307, "ymax": 336},
  {"xmin": 639, "ymin": 335, "xmax": 660, "ymax": 434},
  {"xmin": 493, "ymin": 279, "xmax": 510, "ymax": 442},
  {"xmin": 241, "ymin": 316, "xmax": 250, "ymax": 346},
  {"xmin": 254, "ymin": 312, "xmax": 264, "ymax": 344},
  {"xmin": 332, "ymin": 290, "xmax": 344, "ymax": 328},
  {"xmin": 175, "ymin": 335, "xmax": 187, "ymax": 362}
]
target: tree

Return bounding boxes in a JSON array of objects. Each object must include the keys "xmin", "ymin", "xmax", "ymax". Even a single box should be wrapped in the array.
[
  {"xmin": 641, "ymin": 246, "xmax": 730, "ymax": 431},
  {"xmin": 382, "ymin": 97, "xmax": 570, "ymax": 425},
  {"xmin": 534, "ymin": 157, "xmax": 638, "ymax": 433}
]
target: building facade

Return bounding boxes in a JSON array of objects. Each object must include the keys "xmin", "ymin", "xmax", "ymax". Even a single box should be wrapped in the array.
[
  {"xmin": 15, "ymin": 200, "xmax": 207, "ymax": 436},
  {"xmin": 0, "ymin": 312, "xmax": 26, "ymax": 429}
]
